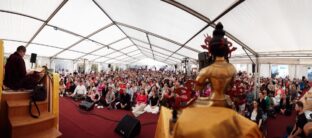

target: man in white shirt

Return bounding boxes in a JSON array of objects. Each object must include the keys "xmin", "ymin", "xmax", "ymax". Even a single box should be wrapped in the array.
[{"xmin": 71, "ymin": 80, "xmax": 87, "ymax": 101}]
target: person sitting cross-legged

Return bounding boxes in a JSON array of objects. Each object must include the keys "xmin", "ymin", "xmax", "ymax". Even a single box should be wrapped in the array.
[
  {"xmin": 286, "ymin": 101, "xmax": 308, "ymax": 138},
  {"xmin": 100, "ymin": 86, "xmax": 116, "ymax": 109},
  {"xmin": 86, "ymin": 87, "xmax": 100, "ymax": 103},
  {"xmin": 132, "ymin": 88, "xmax": 148, "ymax": 117},
  {"xmin": 115, "ymin": 90, "xmax": 131, "ymax": 110},
  {"xmin": 144, "ymin": 91, "xmax": 159, "ymax": 114},
  {"xmin": 71, "ymin": 80, "xmax": 87, "ymax": 101}
]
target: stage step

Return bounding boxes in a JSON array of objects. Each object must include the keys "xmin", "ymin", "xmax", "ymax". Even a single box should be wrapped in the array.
[
  {"xmin": 10, "ymin": 112, "xmax": 56, "ymax": 138},
  {"xmin": 7, "ymin": 99, "xmax": 48, "ymax": 117},
  {"xmin": 2, "ymin": 90, "xmax": 32, "ymax": 101},
  {"xmin": 22, "ymin": 127, "xmax": 62, "ymax": 138}
]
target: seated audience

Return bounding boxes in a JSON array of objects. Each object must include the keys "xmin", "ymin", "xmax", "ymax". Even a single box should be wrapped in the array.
[
  {"xmin": 257, "ymin": 92, "xmax": 267, "ymax": 113},
  {"xmin": 99, "ymin": 86, "xmax": 116, "ymax": 109},
  {"xmin": 71, "ymin": 80, "xmax": 87, "ymax": 101},
  {"xmin": 144, "ymin": 91, "xmax": 159, "ymax": 114},
  {"xmin": 59, "ymin": 80, "xmax": 66, "ymax": 97},
  {"xmin": 57, "ymin": 68, "xmax": 311, "ymax": 137},
  {"xmin": 286, "ymin": 101, "xmax": 308, "ymax": 138},
  {"xmin": 132, "ymin": 89, "xmax": 148, "ymax": 117},
  {"xmin": 115, "ymin": 91, "xmax": 131, "ymax": 110},
  {"xmin": 86, "ymin": 87, "xmax": 100, "ymax": 103},
  {"xmin": 279, "ymin": 94, "xmax": 291, "ymax": 116},
  {"xmin": 247, "ymin": 100, "xmax": 263, "ymax": 128}
]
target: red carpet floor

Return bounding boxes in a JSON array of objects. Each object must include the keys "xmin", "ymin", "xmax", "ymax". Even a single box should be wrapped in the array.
[
  {"xmin": 266, "ymin": 111, "xmax": 297, "ymax": 138},
  {"xmin": 59, "ymin": 97, "xmax": 298, "ymax": 138},
  {"xmin": 59, "ymin": 97, "xmax": 158, "ymax": 138}
]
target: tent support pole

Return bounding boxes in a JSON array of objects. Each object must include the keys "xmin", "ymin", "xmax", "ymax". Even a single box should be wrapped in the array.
[{"xmin": 254, "ymin": 56, "xmax": 260, "ymax": 99}]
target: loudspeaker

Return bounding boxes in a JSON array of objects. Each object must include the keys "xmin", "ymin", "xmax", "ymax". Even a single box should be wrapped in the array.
[
  {"xmin": 79, "ymin": 101, "xmax": 94, "ymax": 111},
  {"xmin": 252, "ymin": 63, "xmax": 256, "ymax": 73},
  {"xmin": 108, "ymin": 64, "xmax": 111, "ymax": 68},
  {"xmin": 30, "ymin": 53, "xmax": 37, "ymax": 63},
  {"xmin": 198, "ymin": 52, "xmax": 212, "ymax": 70},
  {"xmin": 115, "ymin": 115, "xmax": 141, "ymax": 138},
  {"xmin": 174, "ymin": 64, "xmax": 177, "ymax": 69},
  {"xmin": 198, "ymin": 52, "xmax": 208, "ymax": 61}
]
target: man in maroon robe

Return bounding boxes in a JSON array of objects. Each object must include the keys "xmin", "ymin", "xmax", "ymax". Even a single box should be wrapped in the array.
[{"xmin": 4, "ymin": 46, "xmax": 41, "ymax": 90}]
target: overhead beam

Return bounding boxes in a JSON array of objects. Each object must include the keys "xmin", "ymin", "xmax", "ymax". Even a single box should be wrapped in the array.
[
  {"xmin": 51, "ymin": 23, "xmax": 114, "ymax": 58},
  {"xmin": 136, "ymin": 45, "xmax": 181, "ymax": 62},
  {"xmin": 89, "ymin": 39, "xmax": 141, "ymax": 62},
  {"xmin": 130, "ymin": 37, "xmax": 196, "ymax": 61},
  {"xmin": 115, "ymin": 22, "xmax": 200, "ymax": 53},
  {"xmin": 2, "ymin": 38, "xmax": 98, "ymax": 55},
  {"xmin": 138, "ymin": 49, "xmax": 176, "ymax": 63},
  {"xmin": 92, "ymin": 0, "xmax": 145, "ymax": 58},
  {"xmin": 25, "ymin": 0, "xmax": 68, "ymax": 47},
  {"xmin": 164, "ymin": 0, "xmax": 247, "ymax": 61},
  {"xmin": 163, "ymin": 0, "xmax": 257, "ymax": 56},
  {"xmin": 0, "ymin": 10, "xmax": 45, "ymax": 22},
  {"xmin": 242, "ymin": 47, "xmax": 255, "ymax": 64},
  {"xmin": 76, "ymin": 37, "xmax": 126, "ymax": 60},
  {"xmin": 146, "ymin": 34, "xmax": 155, "ymax": 60}
]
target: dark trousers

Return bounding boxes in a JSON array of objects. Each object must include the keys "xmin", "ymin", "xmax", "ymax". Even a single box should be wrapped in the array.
[
  {"xmin": 115, "ymin": 102, "xmax": 131, "ymax": 110},
  {"xmin": 98, "ymin": 98, "xmax": 115, "ymax": 108},
  {"xmin": 72, "ymin": 94, "xmax": 85, "ymax": 101}
]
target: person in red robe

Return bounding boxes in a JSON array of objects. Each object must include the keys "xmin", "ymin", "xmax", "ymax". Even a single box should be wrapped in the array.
[{"xmin": 4, "ymin": 46, "xmax": 43, "ymax": 90}]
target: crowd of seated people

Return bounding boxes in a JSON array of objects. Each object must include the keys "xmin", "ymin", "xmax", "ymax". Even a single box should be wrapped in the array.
[
  {"xmin": 57, "ymin": 68, "xmax": 311, "ymax": 137},
  {"xmin": 228, "ymin": 71, "xmax": 311, "ymax": 137},
  {"xmin": 58, "ymin": 69, "xmax": 193, "ymax": 117}
]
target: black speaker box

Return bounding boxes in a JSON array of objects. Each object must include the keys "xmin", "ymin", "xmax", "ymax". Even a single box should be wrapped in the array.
[
  {"xmin": 198, "ymin": 52, "xmax": 208, "ymax": 61},
  {"xmin": 252, "ymin": 63, "xmax": 256, "ymax": 73},
  {"xmin": 115, "ymin": 115, "xmax": 141, "ymax": 138},
  {"xmin": 174, "ymin": 64, "xmax": 177, "ymax": 69},
  {"xmin": 79, "ymin": 101, "xmax": 94, "ymax": 111},
  {"xmin": 30, "ymin": 53, "xmax": 37, "ymax": 63},
  {"xmin": 108, "ymin": 64, "xmax": 111, "ymax": 68},
  {"xmin": 198, "ymin": 52, "xmax": 213, "ymax": 70}
]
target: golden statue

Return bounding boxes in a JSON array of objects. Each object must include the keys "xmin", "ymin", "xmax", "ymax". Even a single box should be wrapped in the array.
[
  {"xmin": 155, "ymin": 23, "xmax": 261, "ymax": 138},
  {"xmin": 194, "ymin": 56, "xmax": 236, "ymax": 107}
]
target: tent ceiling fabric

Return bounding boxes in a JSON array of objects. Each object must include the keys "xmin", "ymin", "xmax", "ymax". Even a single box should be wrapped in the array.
[
  {"xmin": 177, "ymin": 0, "xmax": 312, "ymax": 54},
  {"xmin": 56, "ymin": 50, "xmax": 85, "ymax": 60},
  {"xmin": 48, "ymin": 0, "xmax": 112, "ymax": 36},
  {"xmin": 1, "ymin": 0, "xmax": 311, "ymax": 65},
  {"xmin": 0, "ymin": 0, "xmax": 64, "ymax": 20},
  {"xmin": 94, "ymin": 0, "xmax": 207, "ymax": 44},
  {"xmin": 0, "ymin": 12, "xmax": 43, "ymax": 41},
  {"xmin": 3, "ymin": 41, "xmax": 26, "ymax": 54},
  {"xmin": 90, "ymin": 25, "xmax": 126, "ymax": 45},
  {"xmin": 33, "ymin": 26, "xmax": 82, "ymax": 49},
  {"xmin": 69, "ymin": 39, "xmax": 102, "ymax": 53},
  {"xmin": 27, "ymin": 44, "xmax": 63, "ymax": 57}
]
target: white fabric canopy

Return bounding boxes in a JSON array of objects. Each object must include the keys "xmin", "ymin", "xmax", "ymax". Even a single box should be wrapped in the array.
[{"xmin": 1, "ymin": 0, "xmax": 311, "ymax": 65}]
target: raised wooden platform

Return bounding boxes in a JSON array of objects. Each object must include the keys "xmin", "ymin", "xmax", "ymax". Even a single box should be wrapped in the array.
[{"xmin": 0, "ymin": 90, "xmax": 61, "ymax": 138}]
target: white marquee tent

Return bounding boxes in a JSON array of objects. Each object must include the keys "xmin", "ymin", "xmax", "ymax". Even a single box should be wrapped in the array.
[{"xmin": 1, "ymin": 0, "xmax": 312, "ymax": 76}]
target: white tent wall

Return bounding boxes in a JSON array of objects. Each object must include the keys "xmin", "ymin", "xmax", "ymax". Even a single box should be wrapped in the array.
[
  {"xmin": 288, "ymin": 65, "xmax": 296, "ymax": 80},
  {"xmin": 295, "ymin": 65, "xmax": 311, "ymax": 80},
  {"xmin": 100, "ymin": 63, "xmax": 109, "ymax": 71},
  {"xmin": 53, "ymin": 59, "xmax": 74, "ymax": 73},
  {"xmin": 260, "ymin": 64, "xmax": 270, "ymax": 78},
  {"xmin": 116, "ymin": 64, "xmax": 127, "ymax": 71},
  {"xmin": 233, "ymin": 64, "xmax": 252, "ymax": 75}
]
